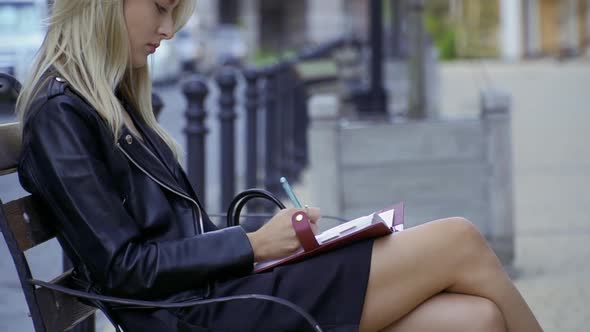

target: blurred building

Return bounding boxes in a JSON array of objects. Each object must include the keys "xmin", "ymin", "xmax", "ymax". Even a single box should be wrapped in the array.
[
  {"xmin": 524, "ymin": 0, "xmax": 590, "ymax": 58},
  {"xmin": 451, "ymin": 0, "xmax": 590, "ymax": 60},
  {"xmin": 193, "ymin": 0, "xmax": 590, "ymax": 65},
  {"xmin": 195, "ymin": 0, "xmax": 368, "ymax": 63}
]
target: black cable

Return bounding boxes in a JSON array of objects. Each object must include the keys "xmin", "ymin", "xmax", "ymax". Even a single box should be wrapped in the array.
[
  {"xmin": 225, "ymin": 189, "xmax": 286, "ymax": 227},
  {"xmin": 224, "ymin": 189, "xmax": 349, "ymax": 228},
  {"xmin": 30, "ymin": 279, "xmax": 323, "ymax": 332},
  {"xmin": 33, "ymin": 189, "xmax": 326, "ymax": 330}
]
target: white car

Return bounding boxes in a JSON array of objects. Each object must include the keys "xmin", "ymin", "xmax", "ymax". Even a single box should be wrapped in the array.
[
  {"xmin": 0, "ymin": 0, "xmax": 46, "ymax": 83},
  {"xmin": 0, "ymin": 0, "xmax": 179, "ymax": 86}
]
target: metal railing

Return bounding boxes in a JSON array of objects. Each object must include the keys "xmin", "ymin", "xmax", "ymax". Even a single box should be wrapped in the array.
[{"xmin": 180, "ymin": 36, "xmax": 362, "ymax": 228}]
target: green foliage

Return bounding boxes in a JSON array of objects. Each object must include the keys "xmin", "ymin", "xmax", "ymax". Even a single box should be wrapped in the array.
[
  {"xmin": 382, "ymin": 0, "xmax": 392, "ymax": 22},
  {"xmin": 424, "ymin": 13, "xmax": 457, "ymax": 60},
  {"xmin": 250, "ymin": 49, "xmax": 297, "ymax": 67},
  {"xmin": 424, "ymin": 2, "xmax": 457, "ymax": 60},
  {"xmin": 250, "ymin": 49, "xmax": 280, "ymax": 67},
  {"xmin": 386, "ymin": 0, "xmax": 457, "ymax": 60}
]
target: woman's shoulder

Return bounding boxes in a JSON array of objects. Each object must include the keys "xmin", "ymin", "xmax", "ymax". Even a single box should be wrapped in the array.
[
  {"xmin": 24, "ymin": 76, "xmax": 101, "ymax": 132},
  {"xmin": 18, "ymin": 76, "xmax": 113, "ymax": 188}
]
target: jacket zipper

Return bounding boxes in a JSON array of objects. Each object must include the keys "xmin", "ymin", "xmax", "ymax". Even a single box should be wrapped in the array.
[{"xmin": 117, "ymin": 143, "xmax": 205, "ymax": 234}]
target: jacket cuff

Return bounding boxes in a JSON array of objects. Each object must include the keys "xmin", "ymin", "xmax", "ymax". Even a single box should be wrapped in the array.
[{"xmin": 218, "ymin": 226, "xmax": 255, "ymax": 275}]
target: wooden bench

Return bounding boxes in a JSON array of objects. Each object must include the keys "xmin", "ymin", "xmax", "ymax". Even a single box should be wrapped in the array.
[
  {"xmin": 0, "ymin": 74, "xmax": 321, "ymax": 332},
  {"xmin": 0, "ymin": 121, "xmax": 99, "ymax": 331}
]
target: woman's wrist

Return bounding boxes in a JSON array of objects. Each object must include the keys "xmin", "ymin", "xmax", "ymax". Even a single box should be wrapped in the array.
[{"xmin": 246, "ymin": 231, "xmax": 266, "ymax": 262}]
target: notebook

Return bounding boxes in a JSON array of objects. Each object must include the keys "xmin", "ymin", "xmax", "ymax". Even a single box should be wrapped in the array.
[{"xmin": 254, "ymin": 202, "xmax": 405, "ymax": 273}]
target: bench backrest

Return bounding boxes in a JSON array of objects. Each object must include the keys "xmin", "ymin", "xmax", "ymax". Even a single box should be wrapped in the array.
[{"xmin": 1, "ymin": 105, "xmax": 97, "ymax": 330}]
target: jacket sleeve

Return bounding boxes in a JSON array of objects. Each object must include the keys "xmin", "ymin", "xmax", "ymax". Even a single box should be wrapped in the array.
[{"xmin": 19, "ymin": 95, "xmax": 255, "ymax": 299}]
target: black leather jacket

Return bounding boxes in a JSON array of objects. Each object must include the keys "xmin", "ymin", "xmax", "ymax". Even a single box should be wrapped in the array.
[{"xmin": 18, "ymin": 76, "xmax": 255, "ymax": 303}]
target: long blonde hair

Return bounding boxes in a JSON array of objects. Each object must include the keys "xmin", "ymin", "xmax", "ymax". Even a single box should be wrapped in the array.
[{"xmin": 16, "ymin": 0, "xmax": 196, "ymax": 159}]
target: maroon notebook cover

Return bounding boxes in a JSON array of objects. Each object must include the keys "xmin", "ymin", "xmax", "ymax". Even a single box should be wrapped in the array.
[{"xmin": 254, "ymin": 202, "xmax": 404, "ymax": 273}]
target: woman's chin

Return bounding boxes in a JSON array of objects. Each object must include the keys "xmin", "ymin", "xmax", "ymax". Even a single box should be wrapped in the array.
[{"xmin": 131, "ymin": 57, "xmax": 148, "ymax": 69}]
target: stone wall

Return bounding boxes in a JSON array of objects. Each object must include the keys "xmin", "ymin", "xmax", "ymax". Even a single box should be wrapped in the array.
[{"xmin": 308, "ymin": 91, "xmax": 515, "ymax": 266}]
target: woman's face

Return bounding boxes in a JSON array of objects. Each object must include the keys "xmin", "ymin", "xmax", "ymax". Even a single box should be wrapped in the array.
[{"xmin": 124, "ymin": 0, "xmax": 179, "ymax": 68}]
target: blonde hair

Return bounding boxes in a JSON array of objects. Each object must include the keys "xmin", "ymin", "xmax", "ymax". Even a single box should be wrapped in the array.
[{"xmin": 16, "ymin": 0, "xmax": 197, "ymax": 159}]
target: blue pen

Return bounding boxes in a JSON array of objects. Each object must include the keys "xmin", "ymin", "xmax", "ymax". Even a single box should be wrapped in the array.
[{"xmin": 280, "ymin": 177, "xmax": 302, "ymax": 208}]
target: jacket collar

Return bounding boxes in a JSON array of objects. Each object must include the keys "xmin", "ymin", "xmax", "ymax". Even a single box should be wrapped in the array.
[
  {"xmin": 124, "ymin": 104, "xmax": 177, "ymax": 174},
  {"xmin": 117, "ymin": 127, "xmax": 190, "ymax": 197},
  {"xmin": 116, "ymin": 107, "xmax": 192, "ymax": 199}
]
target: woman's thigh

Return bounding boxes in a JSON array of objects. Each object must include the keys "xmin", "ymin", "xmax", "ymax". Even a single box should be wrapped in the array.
[
  {"xmin": 359, "ymin": 217, "xmax": 487, "ymax": 332},
  {"xmin": 386, "ymin": 292, "xmax": 506, "ymax": 332}
]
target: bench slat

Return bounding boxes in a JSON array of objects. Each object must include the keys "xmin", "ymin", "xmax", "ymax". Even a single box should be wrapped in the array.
[
  {"xmin": 3, "ymin": 196, "xmax": 55, "ymax": 251},
  {"xmin": 0, "ymin": 122, "xmax": 21, "ymax": 174},
  {"xmin": 35, "ymin": 271, "xmax": 97, "ymax": 332}
]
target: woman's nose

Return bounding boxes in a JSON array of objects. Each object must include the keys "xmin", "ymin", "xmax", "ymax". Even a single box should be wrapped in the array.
[{"xmin": 158, "ymin": 17, "xmax": 174, "ymax": 40}]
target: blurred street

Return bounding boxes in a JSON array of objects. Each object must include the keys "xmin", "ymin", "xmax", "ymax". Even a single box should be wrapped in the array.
[
  {"xmin": 1, "ymin": 58, "xmax": 589, "ymax": 332},
  {"xmin": 1, "ymin": 0, "xmax": 589, "ymax": 331},
  {"xmin": 1, "ymin": 51, "xmax": 589, "ymax": 332}
]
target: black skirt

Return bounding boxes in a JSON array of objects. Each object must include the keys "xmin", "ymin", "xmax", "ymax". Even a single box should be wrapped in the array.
[{"xmin": 173, "ymin": 239, "xmax": 375, "ymax": 332}]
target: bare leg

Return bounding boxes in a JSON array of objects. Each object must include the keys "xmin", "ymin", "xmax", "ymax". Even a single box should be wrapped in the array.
[
  {"xmin": 382, "ymin": 293, "xmax": 505, "ymax": 332},
  {"xmin": 359, "ymin": 217, "xmax": 542, "ymax": 332}
]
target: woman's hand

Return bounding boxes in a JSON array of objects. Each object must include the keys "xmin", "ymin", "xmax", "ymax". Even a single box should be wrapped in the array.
[{"xmin": 247, "ymin": 207, "xmax": 321, "ymax": 262}]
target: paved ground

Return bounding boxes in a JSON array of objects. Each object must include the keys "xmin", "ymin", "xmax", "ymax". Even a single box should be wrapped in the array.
[
  {"xmin": 298, "ymin": 58, "xmax": 590, "ymax": 331},
  {"xmin": 2, "ymin": 59, "xmax": 589, "ymax": 331},
  {"xmin": 474, "ymin": 59, "xmax": 590, "ymax": 331}
]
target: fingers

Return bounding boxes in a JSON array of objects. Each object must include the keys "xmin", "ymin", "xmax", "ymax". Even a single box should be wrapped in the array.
[
  {"xmin": 310, "ymin": 222, "xmax": 319, "ymax": 235},
  {"xmin": 305, "ymin": 206, "xmax": 321, "ymax": 223},
  {"xmin": 287, "ymin": 207, "xmax": 319, "ymax": 233},
  {"xmin": 280, "ymin": 206, "xmax": 321, "ymax": 225}
]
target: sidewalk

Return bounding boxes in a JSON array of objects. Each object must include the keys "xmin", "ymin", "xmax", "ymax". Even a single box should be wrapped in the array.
[
  {"xmin": 298, "ymin": 59, "xmax": 590, "ymax": 331},
  {"xmin": 482, "ymin": 59, "xmax": 590, "ymax": 331}
]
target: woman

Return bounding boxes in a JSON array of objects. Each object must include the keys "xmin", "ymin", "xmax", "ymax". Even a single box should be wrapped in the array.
[{"xmin": 16, "ymin": 0, "xmax": 543, "ymax": 331}]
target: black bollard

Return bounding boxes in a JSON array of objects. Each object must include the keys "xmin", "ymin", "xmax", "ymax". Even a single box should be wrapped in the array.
[
  {"xmin": 243, "ymin": 68, "xmax": 260, "ymax": 191},
  {"xmin": 152, "ymin": 92, "xmax": 164, "ymax": 120},
  {"xmin": 182, "ymin": 76, "xmax": 209, "ymax": 207},
  {"xmin": 262, "ymin": 66, "xmax": 281, "ymax": 202},
  {"xmin": 293, "ymin": 77, "xmax": 309, "ymax": 178},
  {"xmin": 242, "ymin": 68, "xmax": 264, "ymax": 228},
  {"xmin": 274, "ymin": 65, "xmax": 289, "ymax": 189},
  {"xmin": 216, "ymin": 67, "xmax": 238, "ymax": 211},
  {"xmin": 282, "ymin": 68, "xmax": 298, "ymax": 183}
]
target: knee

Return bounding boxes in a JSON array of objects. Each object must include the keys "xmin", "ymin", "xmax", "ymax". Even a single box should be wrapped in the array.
[
  {"xmin": 442, "ymin": 217, "xmax": 487, "ymax": 247},
  {"xmin": 441, "ymin": 217, "xmax": 493, "ymax": 262},
  {"xmin": 471, "ymin": 298, "xmax": 506, "ymax": 332}
]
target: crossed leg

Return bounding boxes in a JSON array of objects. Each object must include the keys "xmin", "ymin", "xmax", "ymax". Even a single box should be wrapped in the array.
[
  {"xmin": 385, "ymin": 292, "xmax": 505, "ymax": 332},
  {"xmin": 359, "ymin": 217, "xmax": 542, "ymax": 332}
]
